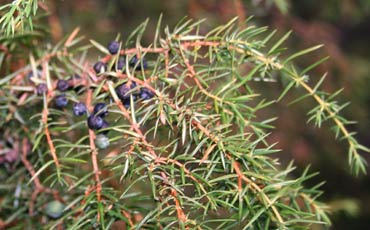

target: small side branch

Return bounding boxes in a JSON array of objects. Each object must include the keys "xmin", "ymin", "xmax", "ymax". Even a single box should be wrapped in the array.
[
  {"xmin": 42, "ymin": 103, "xmax": 60, "ymax": 169},
  {"xmin": 86, "ymin": 89, "xmax": 102, "ymax": 202},
  {"xmin": 179, "ymin": 48, "xmax": 231, "ymax": 105},
  {"xmin": 230, "ymin": 156, "xmax": 284, "ymax": 225},
  {"xmin": 20, "ymin": 138, "xmax": 61, "ymax": 216}
]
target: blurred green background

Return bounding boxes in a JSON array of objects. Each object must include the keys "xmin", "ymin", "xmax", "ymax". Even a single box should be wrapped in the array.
[{"xmin": 46, "ymin": 0, "xmax": 370, "ymax": 229}]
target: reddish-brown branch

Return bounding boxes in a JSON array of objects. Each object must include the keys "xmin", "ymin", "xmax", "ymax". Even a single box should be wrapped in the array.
[
  {"xmin": 122, "ymin": 210, "xmax": 135, "ymax": 227},
  {"xmin": 228, "ymin": 154, "xmax": 284, "ymax": 224},
  {"xmin": 155, "ymin": 157, "xmax": 206, "ymax": 194},
  {"xmin": 191, "ymin": 120, "xmax": 220, "ymax": 143},
  {"xmin": 159, "ymin": 171, "xmax": 188, "ymax": 226},
  {"xmin": 115, "ymin": 72, "xmax": 220, "ymax": 168},
  {"xmin": 181, "ymin": 41, "xmax": 220, "ymax": 48},
  {"xmin": 200, "ymin": 143, "xmax": 217, "ymax": 164},
  {"xmin": 86, "ymin": 89, "xmax": 102, "ymax": 202},
  {"xmin": 178, "ymin": 47, "xmax": 231, "ymax": 105},
  {"xmin": 0, "ymin": 44, "xmax": 9, "ymax": 54},
  {"xmin": 20, "ymin": 139, "xmax": 42, "ymax": 188},
  {"xmin": 164, "ymin": 50, "xmax": 169, "ymax": 78},
  {"xmin": 193, "ymin": 117, "xmax": 285, "ymax": 224},
  {"xmin": 81, "ymin": 185, "xmax": 95, "ymax": 206},
  {"xmin": 122, "ymin": 47, "xmax": 166, "ymax": 55},
  {"xmin": 238, "ymin": 175, "xmax": 243, "ymax": 192},
  {"xmin": 126, "ymin": 138, "xmax": 139, "ymax": 156},
  {"xmin": 29, "ymin": 189, "xmax": 41, "ymax": 216},
  {"xmin": 171, "ymin": 189, "xmax": 187, "ymax": 223},
  {"xmin": 20, "ymin": 138, "xmax": 62, "ymax": 215},
  {"xmin": 42, "ymin": 106, "xmax": 60, "ymax": 169},
  {"xmin": 65, "ymin": 27, "xmax": 81, "ymax": 47}
]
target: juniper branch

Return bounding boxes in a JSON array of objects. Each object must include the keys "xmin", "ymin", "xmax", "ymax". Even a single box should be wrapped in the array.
[{"xmin": 0, "ymin": 16, "xmax": 365, "ymax": 229}]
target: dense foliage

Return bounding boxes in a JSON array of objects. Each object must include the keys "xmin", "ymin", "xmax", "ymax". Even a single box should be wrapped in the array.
[{"xmin": 0, "ymin": 1, "xmax": 368, "ymax": 229}]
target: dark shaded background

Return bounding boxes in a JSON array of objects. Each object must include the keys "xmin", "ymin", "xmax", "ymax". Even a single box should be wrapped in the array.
[{"xmin": 45, "ymin": 0, "xmax": 370, "ymax": 229}]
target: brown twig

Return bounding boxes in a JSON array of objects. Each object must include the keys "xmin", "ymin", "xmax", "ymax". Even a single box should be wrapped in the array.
[
  {"xmin": 42, "ymin": 103, "xmax": 60, "ymax": 169},
  {"xmin": 155, "ymin": 157, "xmax": 207, "ymax": 194},
  {"xmin": 230, "ymin": 155, "xmax": 284, "ymax": 224},
  {"xmin": 159, "ymin": 172, "xmax": 189, "ymax": 227},
  {"xmin": 171, "ymin": 189, "xmax": 187, "ymax": 223},
  {"xmin": 178, "ymin": 48, "xmax": 232, "ymax": 105},
  {"xmin": 20, "ymin": 139, "xmax": 42, "ymax": 188},
  {"xmin": 0, "ymin": 44, "xmax": 9, "ymax": 54},
  {"xmin": 86, "ymin": 89, "xmax": 102, "ymax": 202},
  {"xmin": 164, "ymin": 49, "xmax": 169, "ymax": 78},
  {"xmin": 122, "ymin": 210, "xmax": 135, "ymax": 227},
  {"xmin": 20, "ymin": 138, "xmax": 61, "ymax": 215}
]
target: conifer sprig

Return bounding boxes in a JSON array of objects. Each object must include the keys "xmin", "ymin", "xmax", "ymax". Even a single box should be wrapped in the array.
[{"xmin": 0, "ymin": 14, "xmax": 367, "ymax": 229}]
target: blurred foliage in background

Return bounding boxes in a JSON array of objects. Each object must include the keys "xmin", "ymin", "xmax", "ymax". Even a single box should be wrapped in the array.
[{"xmin": 1, "ymin": 0, "xmax": 369, "ymax": 229}]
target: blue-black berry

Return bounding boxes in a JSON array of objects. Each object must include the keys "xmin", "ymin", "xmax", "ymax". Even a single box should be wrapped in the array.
[
  {"xmin": 27, "ymin": 68, "xmax": 42, "ymax": 83},
  {"xmin": 114, "ymin": 57, "xmax": 125, "ymax": 71},
  {"xmin": 27, "ymin": 72, "xmax": 34, "ymax": 80},
  {"xmin": 123, "ymin": 98, "xmax": 131, "ymax": 108},
  {"xmin": 72, "ymin": 102, "xmax": 87, "ymax": 116},
  {"xmin": 130, "ymin": 55, "xmax": 148, "ymax": 70},
  {"xmin": 93, "ymin": 103, "xmax": 108, "ymax": 117},
  {"xmin": 73, "ymin": 73, "xmax": 81, "ymax": 79},
  {"xmin": 55, "ymin": 94, "xmax": 68, "ymax": 108},
  {"xmin": 87, "ymin": 115, "xmax": 104, "ymax": 130},
  {"xmin": 107, "ymin": 41, "xmax": 120, "ymax": 55},
  {"xmin": 93, "ymin": 61, "xmax": 107, "ymax": 74},
  {"xmin": 68, "ymin": 73, "xmax": 81, "ymax": 83},
  {"xmin": 122, "ymin": 95, "xmax": 137, "ymax": 109},
  {"xmin": 98, "ymin": 120, "xmax": 109, "ymax": 135},
  {"xmin": 57, "ymin": 79, "xmax": 70, "ymax": 92},
  {"xmin": 36, "ymin": 83, "xmax": 48, "ymax": 96},
  {"xmin": 140, "ymin": 87, "xmax": 154, "ymax": 100},
  {"xmin": 115, "ymin": 82, "xmax": 137, "ymax": 101}
]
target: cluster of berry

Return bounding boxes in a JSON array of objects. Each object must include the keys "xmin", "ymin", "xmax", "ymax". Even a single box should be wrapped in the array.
[
  {"xmin": 115, "ymin": 81, "xmax": 154, "ymax": 107},
  {"xmin": 48, "ymin": 79, "xmax": 110, "ymax": 136},
  {"xmin": 30, "ymin": 41, "xmax": 156, "ymax": 148},
  {"xmin": 93, "ymin": 41, "xmax": 154, "ymax": 109},
  {"xmin": 54, "ymin": 78, "xmax": 80, "ymax": 109},
  {"xmin": 34, "ymin": 72, "xmax": 82, "ymax": 97},
  {"xmin": 93, "ymin": 41, "xmax": 148, "ymax": 74}
]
